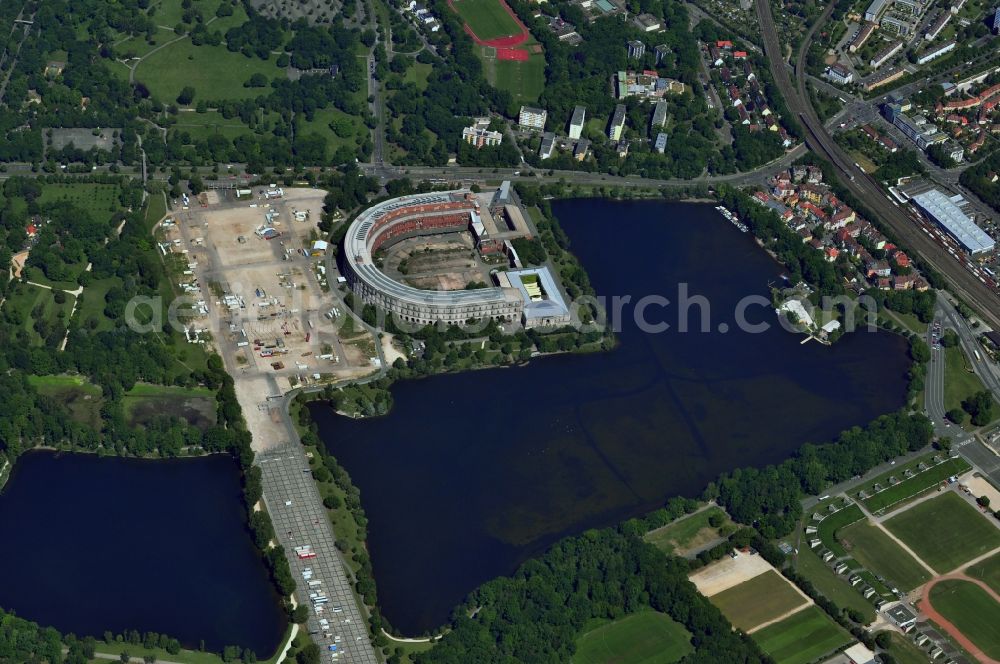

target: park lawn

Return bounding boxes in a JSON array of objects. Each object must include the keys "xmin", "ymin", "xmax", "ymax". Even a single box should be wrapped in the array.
[
  {"xmin": 22, "ymin": 262, "xmax": 88, "ymax": 291},
  {"xmin": 944, "ymin": 345, "xmax": 988, "ymax": 414},
  {"xmin": 816, "ymin": 504, "xmax": 864, "ymax": 556},
  {"xmin": 573, "ymin": 609, "xmax": 693, "ymax": 664},
  {"xmin": 298, "ymin": 107, "xmax": 365, "ymax": 156},
  {"xmin": 792, "ymin": 544, "xmax": 875, "ymax": 622},
  {"xmin": 3, "ymin": 282, "xmax": 75, "ymax": 347},
  {"xmin": 709, "ymin": 571, "xmax": 808, "ymax": 632},
  {"xmin": 39, "ymin": 182, "xmax": 122, "ymax": 224},
  {"xmin": 136, "ymin": 40, "xmax": 281, "ymax": 104},
  {"xmin": 966, "ymin": 550, "xmax": 1000, "ymax": 595},
  {"xmin": 115, "ymin": 31, "xmax": 174, "ymax": 60},
  {"xmin": 644, "ymin": 506, "xmax": 731, "ymax": 555},
  {"xmin": 403, "ymin": 61, "xmax": 434, "ymax": 90},
  {"xmin": 838, "ymin": 520, "xmax": 932, "ymax": 591},
  {"xmin": 146, "ymin": 191, "xmax": 168, "ymax": 226},
  {"xmin": 749, "ymin": 606, "xmax": 851, "ymax": 664},
  {"xmin": 92, "ymin": 623, "xmax": 292, "ymax": 664},
  {"xmin": 450, "ymin": 0, "xmax": 523, "ymax": 41},
  {"xmin": 885, "ymin": 491, "xmax": 1000, "ymax": 573},
  {"xmin": 75, "ymin": 277, "xmax": 121, "ymax": 332},
  {"xmin": 172, "ymin": 109, "xmax": 257, "ymax": 142},
  {"xmin": 928, "ymin": 579, "xmax": 1000, "ymax": 659},
  {"xmin": 862, "ymin": 457, "xmax": 972, "ymax": 513},
  {"xmin": 493, "ymin": 48, "xmax": 546, "ymax": 103},
  {"xmin": 28, "ymin": 374, "xmax": 103, "ymax": 428}
]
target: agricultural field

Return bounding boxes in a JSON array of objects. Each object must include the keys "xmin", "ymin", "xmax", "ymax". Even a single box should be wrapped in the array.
[
  {"xmin": 135, "ymin": 41, "xmax": 282, "ymax": 104},
  {"xmin": 749, "ymin": 606, "xmax": 851, "ymax": 664},
  {"xmin": 838, "ymin": 520, "xmax": 932, "ymax": 591},
  {"xmin": 28, "ymin": 375, "xmax": 102, "ymax": 428},
  {"xmin": 816, "ymin": 503, "xmax": 864, "ymax": 556},
  {"xmin": 928, "ymin": 579, "xmax": 1000, "ymax": 659},
  {"xmin": 862, "ymin": 457, "xmax": 972, "ymax": 513},
  {"xmin": 709, "ymin": 570, "xmax": 808, "ymax": 632},
  {"xmin": 792, "ymin": 544, "xmax": 875, "ymax": 622},
  {"xmin": 572, "ymin": 609, "xmax": 693, "ymax": 664},
  {"xmin": 644, "ymin": 506, "xmax": 733, "ymax": 556},
  {"xmin": 885, "ymin": 492, "xmax": 1000, "ymax": 573},
  {"xmin": 966, "ymin": 550, "xmax": 1000, "ymax": 594},
  {"xmin": 450, "ymin": 0, "xmax": 523, "ymax": 41},
  {"xmin": 38, "ymin": 183, "xmax": 122, "ymax": 224}
]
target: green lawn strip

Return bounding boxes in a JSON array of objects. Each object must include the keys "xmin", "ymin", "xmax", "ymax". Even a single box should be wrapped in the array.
[
  {"xmin": 862, "ymin": 457, "xmax": 972, "ymax": 513},
  {"xmin": 171, "ymin": 110, "xmax": 257, "ymax": 142},
  {"xmin": 402, "ymin": 61, "xmax": 433, "ymax": 90},
  {"xmin": 749, "ymin": 606, "xmax": 852, "ymax": 664},
  {"xmin": 388, "ymin": 638, "xmax": 435, "ymax": 664},
  {"xmin": 884, "ymin": 631, "xmax": 933, "ymax": 664},
  {"xmin": 643, "ymin": 506, "xmax": 730, "ymax": 555},
  {"xmin": 944, "ymin": 345, "xmax": 989, "ymax": 414},
  {"xmin": 792, "ymin": 544, "xmax": 876, "ymax": 622},
  {"xmin": 74, "ymin": 277, "xmax": 120, "ymax": 332},
  {"xmin": 852, "ymin": 451, "xmax": 937, "ymax": 500},
  {"xmin": 135, "ymin": 40, "xmax": 281, "ymax": 104},
  {"xmin": 493, "ymin": 49, "xmax": 545, "ymax": 103},
  {"xmin": 573, "ymin": 609, "xmax": 693, "ymax": 664},
  {"xmin": 816, "ymin": 504, "xmax": 864, "ymax": 557},
  {"xmin": 709, "ymin": 570, "xmax": 808, "ymax": 632},
  {"xmin": 451, "ymin": 0, "xmax": 523, "ymax": 41},
  {"xmin": 928, "ymin": 579, "xmax": 1000, "ymax": 659},
  {"xmin": 885, "ymin": 491, "xmax": 1000, "ymax": 574},
  {"xmin": 39, "ymin": 183, "xmax": 122, "ymax": 224},
  {"xmin": 90, "ymin": 622, "xmax": 293, "ymax": 664},
  {"xmin": 838, "ymin": 520, "xmax": 931, "ymax": 591},
  {"xmin": 966, "ymin": 551, "xmax": 1000, "ymax": 595}
]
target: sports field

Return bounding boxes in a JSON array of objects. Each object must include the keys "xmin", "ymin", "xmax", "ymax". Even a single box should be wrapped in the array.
[
  {"xmin": 493, "ymin": 55, "xmax": 545, "ymax": 103},
  {"xmin": 816, "ymin": 504, "xmax": 864, "ymax": 556},
  {"xmin": 967, "ymin": 550, "xmax": 1000, "ymax": 594},
  {"xmin": 450, "ymin": 0, "xmax": 523, "ymax": 41},
  {"xmin": 709, "ymin": 570, "xmax": 808, "ymax": 631},
  {"xmin": 839, "ymin": 520, "xmax": 932, "ymax": 591},
  {"xmin": 750, "ymin": 606, "xmax": 852, "ymax": 664},
  {"xmin": 885, "ymin": 492, "xmax": 1000, "ymax": 573},
  {"xmin": 573, "ymin": 610, "xmax": 693, "ymax": 664},
  {"xmin": 928, "ymin": 579, "xmax": 1000, "ymax": 659}
]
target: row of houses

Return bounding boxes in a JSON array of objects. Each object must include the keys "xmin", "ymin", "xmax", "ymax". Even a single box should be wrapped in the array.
[{"xmin": 710, "ymin": 44, "xmax": 792, "ymax": 145}]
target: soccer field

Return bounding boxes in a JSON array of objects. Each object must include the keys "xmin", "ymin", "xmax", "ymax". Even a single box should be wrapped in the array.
[
  {"xmin": 839, "ymin": 521, "xmax": 931, "ymax": 591},
  {"xmin": 750, "ymin": 606, "xmax": 852, "ymax": 664},
  {"xmin": 451, "ymin": 0, "xmax": 523, "ymax": 41},
  {"xmin": 493, "ymin": 55, "xmax": 545, "ymax": 103},
  {"xmin": 573, "ymin": 610, "xmax": 693, "ymax": 664},
  {"xmin": 967, "ymin": 551, "xmax": 1000, "ymax": 594},
  {"xmin": 885, "ymin": 492, "xmax": 1000, "ymax": 573},
  {"xmin": 929, "ymin": 579, "xmax": 1000, "ymax": 659},
  {"xmin": 709, "ymin": 570, "xmax": 808, "ymax": 631}
]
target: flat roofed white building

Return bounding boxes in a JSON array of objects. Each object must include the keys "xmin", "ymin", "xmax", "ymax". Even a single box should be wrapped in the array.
[{"xmin": 912, "ymin": 189, "xmax": 996, "ymax": 254}]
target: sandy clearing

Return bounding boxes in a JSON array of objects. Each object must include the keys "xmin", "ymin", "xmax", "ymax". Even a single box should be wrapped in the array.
[
  {"xmin": 689, "ymin": 551, "xmax": 774, "ymax": 597},
  {"xmin": 965, "ymin": 474, "xmax": 1000, "ymax": 509}
]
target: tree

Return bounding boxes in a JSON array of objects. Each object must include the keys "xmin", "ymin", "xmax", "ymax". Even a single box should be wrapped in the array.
[
  {"xmin": 962, "ymin": 390, "xmax": 994, "ymax": 426},
  {"xmin": 946, "ymin": 408, "xmax": 966, "ymax": 424},
  {"xmin": 296, "ymin": 644, "xmax": 321, "ymax": 664},
  {"xmin": 177, "ymin": 86, "xmax": 196, "ymax": 105}
]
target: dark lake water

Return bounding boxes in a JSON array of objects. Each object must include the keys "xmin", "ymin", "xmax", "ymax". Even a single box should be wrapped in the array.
[
  {"xmin": 0, "ymin": 451, "xmax": 287, "ymax": 656},
  {"xmin": 310, "ymin": 199, "xmax": 911, "ymax": 635}
]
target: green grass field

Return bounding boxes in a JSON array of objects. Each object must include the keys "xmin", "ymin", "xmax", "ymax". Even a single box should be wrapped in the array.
[
  {"xmin": 709, "ymin": 571, "xmax": 808, "ymax": 631},
  {"xmin": 944, "ymin": 345, "xmax": 990, "ymax": 415},
  {"xmin": 28, "ymin": 374, "xmax": 103, "ymax": 428},
  {"xmin": 750, "ymin": 606, "xmax": 851, "ymax": 664},
  {"xmin": 38, "ymin": 183, "xmax": 122, "ymax": 224},
  {"xmin": 885, "ymin": 631, "xmax": 933, "ymax": 664},
  {"xmin": 450, "ymin": 0, "xmax": 523, "ymax": 40},
  {"xmin": 838, "ymin": 520, "xmax": 932, "ymax": 591},
  {"xmin": 493, "ymin": 52, "xmax": 545, "ymax": 103},
  {"xmin": 298, "ymin": 107, "xmax": 365, "ymax": 158},
  {"xmin": 644, "ymin": 506, "xmax": 731, "ymax": 555},
  {"xmin": 885, "ymin": 492, "xmax": 1000, "ymax": 573},
  {"xmin": 792, "ymin": 544, "xmax": 876, "ymax": 622},
  {"xmin": 929, "ymin": 579, "xmax": 1000, "ymax": 659},
  {"xmin": 862, "ymin": 457, "xmax": 972, "ymax": 513},
  {"xmin": 136, "ymin": 40, "xmax": 281, "ymax": 104},
  {"xmin": 403, "ymin": 61, "xmax": 434, "ymax": 90},
  {"xmin": 3, "ymin": 282, "xmax": 75, "ymax": 347},
  {"xmin": 967, "ymin": 550, "xmax": 1000, "ymax": 595},
  {"xmin": 817, "ymin": 504, "xmax": 865, "ymax": 557},
  {"xmin": 75, "ymin": 277, "xmax": 120, "ymax": 333},
  {"xmin": 573, "ymin": 610, "xmax": 693, "ymax": 664}
]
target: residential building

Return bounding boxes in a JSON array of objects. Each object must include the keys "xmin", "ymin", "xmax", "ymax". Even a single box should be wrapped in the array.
[
  {"xmin": 993, "ymin": 6, "xmax": 1000, "ymax": 33},
  {"xmin": 950, "ymin": 0, "xmax": 966, "ymax": 13},
  {"xmin": 616, "ymin": 70, "xmax": 685, "ymax": 100},
  {"xmin": 848, "ymin": 22, "xmax": 876, "ymax": 52},
  {"xmin": 632, "ymin": 13, "xmax": 661, "ymax": 31},
  {"xmin": 824, "ymin": 63, "xmax": 854, "ymax": 85},
  {"xmin": 518, "ymin": 105, "xmax": 547, "ymax": 130},
  {"xmin": 568, "ymin": 105, "xmax": 586, "ymax": 139},
  {"xmin": 870, "ymin": 40, "xmax": 903, "ymax": 68},
  {"xmin": 895, "ymin": 0, "xmax": 920, "ymax": 14},
  {"xmin": 573, "ymin": 138, "xmax": 590, "ymax": 161},
  {"xmin": 654, "ymin": 44, "xmax": 670, "ymax": 65},
  {"xmin": 539, "ymin": 132, "xmax": 556, "ymax": 159},
  {"xmin": 651, "ymin": 100, "xmax": 668, "ymax": 129},
  {"xmin": 925, "ymin": 11, "xmax": 951, "ymax": 39},
  {"xmin": 608, "ymin": 104, "xmax": 626, "ymax": 141},
  {"xmin": 462, "ymin": 117, "xmax": 503, "ymax": 148},
  {"xmin": 627, "ymin": 39, "xmax": 645, "ymax": 60},
  {"xmin": 865, "ymin": 0, "xmax": 889, "ymax": 21},
  {"xmin": 916, "ymin": 39, "xmax": 956, "ymax": 64},
  {"xmin": 860, "ymin": 66, "xmax": 904, "ymax": 91},
  {"xmin": 881, "ymin": 15, "xmax": 910, "ymax": 34},
  {"xmin": 654, "ymin": 132, "xmax": 668, "ymax": 153}
]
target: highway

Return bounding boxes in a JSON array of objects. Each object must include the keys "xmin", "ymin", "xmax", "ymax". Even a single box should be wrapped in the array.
[{"xmin": 755, "ymin": 0, "xmax": 1000, "ymax": 330}]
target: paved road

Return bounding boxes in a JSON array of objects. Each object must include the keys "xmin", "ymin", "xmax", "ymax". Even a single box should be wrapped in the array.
[
  {"xmin": 756, "ymin": 0, "xmax": 1000, "ymax": 332},
  {"xmin": 258, "ymin": 444, "xmax": 381, "ymax": 664}
]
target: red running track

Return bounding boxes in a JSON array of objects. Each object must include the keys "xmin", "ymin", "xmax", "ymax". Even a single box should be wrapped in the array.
[
  {"xmin": 449, "ymin": 0, "xmax": 530, "ymax": 47},
  {"xmin": 919, "ymin": 573, "xmax": 1000, "ymax": 664}
]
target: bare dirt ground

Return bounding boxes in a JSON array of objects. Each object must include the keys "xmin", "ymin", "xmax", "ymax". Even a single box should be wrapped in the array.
[
  {"xmin": 965, "ymin": 474, "xmax": 1000, "ymax": 507},
  {"xmin": 689, "ymin": 552, "xmax": 777, "ymax": 596}
]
